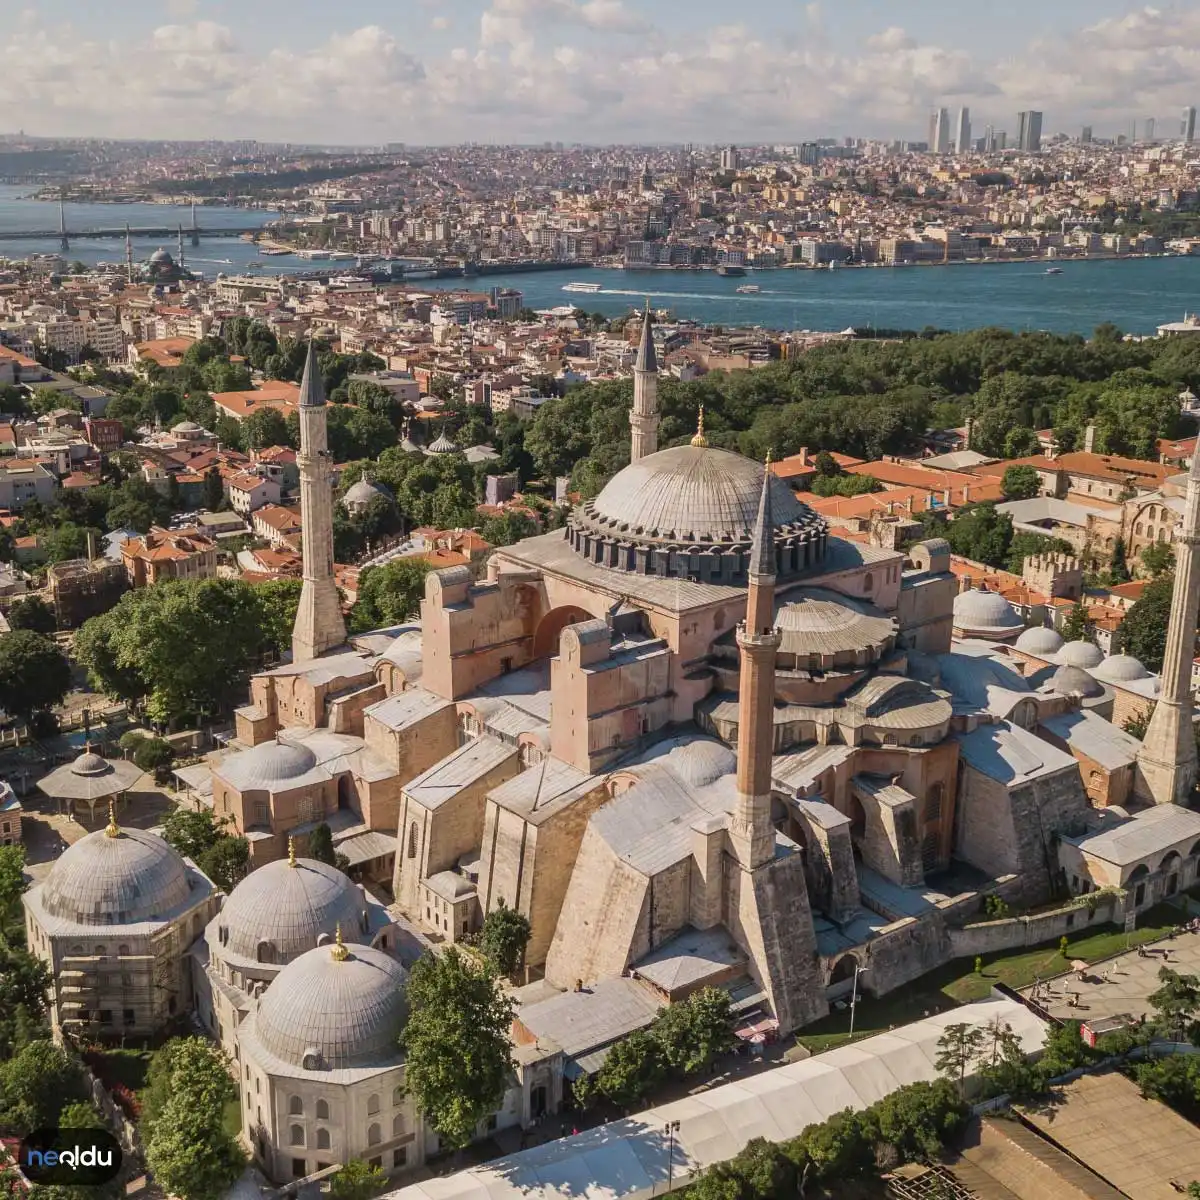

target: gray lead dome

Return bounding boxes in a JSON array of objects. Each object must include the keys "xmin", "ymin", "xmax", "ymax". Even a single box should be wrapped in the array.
[
  {"xmin": 41, "ymin": 826, "xmax": 192, "ymax": 925},
  {"xmin": 254, "ymin": 942, "xmax": 408, "ymax": 1070},
  {"xmin": 218, "ymin": 857, "xmax": 367, "ymax": 961},
  {"xmin": 566, "ymin": 444, "xmax": 827, "ymax": 580}
]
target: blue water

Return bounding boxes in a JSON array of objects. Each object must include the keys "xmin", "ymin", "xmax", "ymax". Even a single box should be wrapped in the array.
[{"xmin": 2, "ymin": 184, "xmax": 1198, "ymax": 335}]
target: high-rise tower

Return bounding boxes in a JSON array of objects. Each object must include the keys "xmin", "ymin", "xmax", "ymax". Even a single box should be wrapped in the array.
[
  {"xmin": 1184, "ymin": 106, "xmax": 1197, "ymax": 143},
  {"xmin": 291, "ymin": 341, "xmax": 347, "ymax": 664},
  {"xmin": 58, "ymin": 199, "xmax": 69, "ymax": 253},
  {"xmin": 1135, "ymin": 452, "xmax": 1200, "ymax": 805},
  {"xmin": 728, "ymin": 457, "xmax": 782, "ymax": 870},
  {"xmin": 955, "ymin": 107, "xmax": 971, "ymax": 153},
  {"xmin": 124, "ymin": 224, "xmax": 134, "ymax": 283},
  {"xmin": 629, "ymin": 303, "xmax": 659, "ymax": 463}
]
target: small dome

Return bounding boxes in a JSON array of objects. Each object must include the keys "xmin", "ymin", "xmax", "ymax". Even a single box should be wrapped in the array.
[
  {"xmin": 72, "ymin": 751, "xmax": 110, "ymax": 777},
  {"xmin": 1057, "ymin": 640, "xmax": 1104, "ymax": 669},
  {"xmin": 1015, "ymin": 626, "xmax": 1064, "ymax": 656},
  {"xmin": 217, "ymin": 856, "xmax": 365, "ymax": 962},
  {"xmin": 41, "ymin": 826, "xmax": 192, "ymax": 926},
  {"xmin": 649, "ymin": 737, "xmax": 736, "ymax": 788},
  {"xmin": 427, "ymin": 431, "xmax": 458, "ymax": 454},
  {"xmin": 1052, "ymin": 664, "xmax": 1104, "ymax": 699},
  {"xmin": 172, "ymin": 420, "xmax": 201, "ymax": 433},
  {"xmin": 1093, "ymin": 653, "xmax": 1150, "ymax": 683},
  {"xmin": 215, "ymin": 740, "xmax": 321, "ymax": 793},
  {"xmin": 952, "ymin": 588, "xmax": 1023, "ymax": 634},
  {"xmin": 149, "ymin": 247, "xmax": 173, "ymax": 264},
  {"xmin": 254, "ymin": 941, "xmax": 407, "ymax": 1070},
  {"xmin": 342, "ymin": 478, "xmax": 393, "ymax": 508}
]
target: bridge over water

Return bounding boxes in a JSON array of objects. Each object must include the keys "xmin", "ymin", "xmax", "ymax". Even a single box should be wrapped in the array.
[{"xmin": 0, "ymin": 225, "xmax": 268, "ymax": 242}]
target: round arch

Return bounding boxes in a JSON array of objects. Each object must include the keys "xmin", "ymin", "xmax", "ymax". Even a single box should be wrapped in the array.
[{"xmin": 532, "ymin": 605, "xmax": 592, "ymax": 659}]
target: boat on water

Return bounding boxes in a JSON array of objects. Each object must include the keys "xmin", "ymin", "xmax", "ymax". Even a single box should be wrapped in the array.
[
  {"xmin": 260, "ymin": 248, "xmax": 290, "ymax": 256},
  {"xmin": 1045, "ymin": 267, "xmax": 1063, "ymax": 274},
  {"xmin": 716, "ymin": 264, "xmax": 747, "ymax": 277},
  {"xmin": 563, "ymin": 281, "xmax": 603, "ymax": 293},
  {"xmin": 297, "ymin": 250, "xmax": 330, "ymax": 260},
  {"xmin": 736, "ymin": 284, "xmax": 761, "ymax": 294}
]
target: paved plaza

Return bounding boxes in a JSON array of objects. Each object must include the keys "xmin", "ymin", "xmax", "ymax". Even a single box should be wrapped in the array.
[{"xmin": 1018, "ymin": 924, "xmax": 1200, "ymax": 1022}]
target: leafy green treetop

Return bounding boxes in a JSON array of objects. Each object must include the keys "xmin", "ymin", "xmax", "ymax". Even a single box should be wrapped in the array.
[
  {"xmin": 934, "ymin": 1023, "xmax": 986, "ymax": 1097},
  {"xmin": 1001, "ymin": 465, "xmax": 1041, "ymax": 501},
  {"xmin": 401, "ymin": 949, "xmax": 514, "ymax": 1149},
  {"xmin": 328, "ymin": 1158, "xmax": 388, "ymax": 1200},
  {"xmin": 479, "ymin": 900, "xmax": 531, "ymax": 979}
]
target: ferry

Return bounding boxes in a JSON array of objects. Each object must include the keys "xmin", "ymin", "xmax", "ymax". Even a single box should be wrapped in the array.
[
  {"xmin": 716, "ymin": 264, "xmax": 747, "ymax": 277},
  {"xmin": 260, "ymin": 247, "xmax": 290, "ymax": 256},
  {"xmin": 563, "ymin": 281, "xmax": 603, "ymax": 293},
  {"xmin": 297, "ymin": 250, "xmax": 330, "ymax": 260},
  {"xmin": 736, "ymin": 284, "xmax": 761, "ymax": 294},
  {"xmin": 1045, "ymin": 267, "xmax": 1063, "ymax": 275}
]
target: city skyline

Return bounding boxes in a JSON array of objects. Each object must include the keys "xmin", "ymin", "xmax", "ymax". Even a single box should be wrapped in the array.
[{"xmin": 5, "ymin": 0, "xmax": 1200, "ymax": 144}]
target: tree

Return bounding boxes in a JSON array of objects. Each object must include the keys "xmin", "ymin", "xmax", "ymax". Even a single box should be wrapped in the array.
[
  {"xmin": 1001, "ymin": 465, "xmax": 1041, "ymax": 501},
  {"xmin": 308, "ymin": 822, "xmax": 336, "ymax": 867},
  {"xmin": 142, "ymin": 1038, "xmax": 243, "ymax": 1200},
  {"xmin": 1147, "ymin": 967, "xmax": 1200, "ymax": 1041},
  {"xmin": 161, "ymin": 807, "xmax": 225, "ymax": 862},
  {"xmin": 941, "ymin": 503, "xmax": 1013, "ymax": 568},
  {"xmin": 0, "ymin": 945, "xmax": 51, "ymax": 1058},
  {"xmin": 198, "ymin": 836, "xmax": 249, "ymax": 893},
  {"xmin": 1109, "ymin": 536, "xmax": 1130, "ymax": 583},
  {"xmin": 0, "ymin": 843, "xmax": 26, "ymax": 923},
  {"xmin": 479, "ymin": 901, "xmax": 531, "ymax": 978},
  {"xmin": 6, "ymin": 596, "xmax": 56, "ymax": 634},
  {"xmin": 593, "ymin": 1028, "xmax": 663, "ymax": 1111},
  {"xmin": 0, "ymin": 631, "xmax": 71, "ymax": 724},
  {"xmin": 872, "ymin": 1079, "xmax": 968, "ymax": 1162},
  {"xmin": 203, "ymin": 466, "xmax": 224, "ymax": 511},
  {"xmin": 1141, "ymin": 541, "xmax": 1175, "ymax": 577},
  {"xmin": 1003, "ymin": 426, "xmax": 1041, "ymax": 458},
  {"xmin": 132, "ymin": 737, "xmax": 174, "ymax": 778},
  {"xmin": 0, "ymin": 1040, "xmax": 87, "ymax": 1135},
  {"xmin": 652, "ymin": 988, "xmax": 735, "ymax": 1076},
  {"xmin": 349, "ymin": 559, "xmax": 432, "ymax": 634},
  {"xmin": 1060, "ymin": 602, "xmax": 1093, "ymax": 644},
  {"xmin": 934, "ymin": 1023, "xmax": 986, "ymax": 1097},
  {"xmin": 253, "ymin": 577, "xmax": 303, "ymax": 659},
  {"xmin": 1035, "ymin": 1020, "xmax": 1094, "ymax": 1082},
  {"xmin": 1120, "ymin": 574, "xmax": 1174, "ymax": 672},
  {"xmin": 401, "ymin": 949, "xmax": 514, "ymax": 1149},
  {"xmin": 1123, "ymin": 702, "xmax": 1154, "ymax": 741},
  {"xmin": 241, "ymin": 406, "xmax": 290, "ymax": 450},
  {"xmin": 329, "ymin": 1159, "xmax": 388, "ymax": 1200},
  {"xmin": 58, "ymin": 1100, "xmax": 105, "ymax": 1129}
]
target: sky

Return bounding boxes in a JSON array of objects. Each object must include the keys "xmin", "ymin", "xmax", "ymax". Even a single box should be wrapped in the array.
[{"xmin": 4, "ymin": 0, "xmax": 1200, "ymax": 145}]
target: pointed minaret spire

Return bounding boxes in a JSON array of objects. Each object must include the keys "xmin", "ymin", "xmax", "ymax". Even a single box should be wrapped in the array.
[
  {"xmin": 125, "ymin": 224, "xmax": 133, "ymax": 283},
  {"xmin": 1136, "ymin": 448, "xmax": 1200, "ymax": 804},
  {"xmin": 729, "ymin": 456, "xmax": 782, "ymax": 869},
  {"xmin": 177, "ymin": 223, "xmax": 185, "ymax": 270},
  {"xmin": 629, "ymin": 301, "xmax": 659, "ymax": 462},
  {"xmin": 59, "ymin": 197, "xmax": 69, "ymax": 253},
  {"xmin": 291, "ymin": 339, "xmax": 346, "ymax": 664}
]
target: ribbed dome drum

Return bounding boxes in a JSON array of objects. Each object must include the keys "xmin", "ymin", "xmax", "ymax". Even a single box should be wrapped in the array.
[
  {"xmin": 41, "ymin": 827, "xmax": 192, "ymax": 925},
  {"xmin": 218, "ymin": 857, "xmax": 366, "ymax": 962},
  {"xmin": 254, "ymin": 942, "xmax": 408, "ymax": 1070},
  {"xmin": 566, "ymin": 444, "xmax": 826, "ymax": 581}
]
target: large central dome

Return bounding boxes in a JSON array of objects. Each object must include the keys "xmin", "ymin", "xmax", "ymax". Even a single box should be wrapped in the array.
[{"xmin": 566, "ymin": 445, "xmax": 827, "ymax": 582}]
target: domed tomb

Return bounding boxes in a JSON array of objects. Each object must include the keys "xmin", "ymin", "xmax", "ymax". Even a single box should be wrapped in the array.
[
  {"xmin": 952, "ymin": 588, "xmax": 1024, "ymax": 640},
  {"xmin": 214, "ymin": 739, "xmax": 324, "ymax": 794},
  {"xmin": 217, "ymin": 853, "xmax": 367, "ymax": 963},
  {"xmin": 1051, "ymin": 664, "xmax": 1105, "ymax": 699},
  {"xmin": 1057, "ymin": 640, "xmax": 1105, "ymax": 670},
  {"xmin": 253, "ymin": 937, "xmax": 408, "ymax": 1070},
  {"xmin": 1015, "ymin": 625, "xmax": 1065, "ymax": 657},
  {"xmin": 566, "ymin": 444, "xmax": 826, "ymax": 581},
  {"xmin": 1092, "ymin": 653, "xmax": 1150, "ymax": 683},
  {"xmin": 40, "ymin": 822, "xmax": 193, "ymax": 926}
]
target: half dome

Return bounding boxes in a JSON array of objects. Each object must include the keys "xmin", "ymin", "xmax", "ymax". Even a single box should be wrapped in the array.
[
  {"xmin": 254, "ymin": 941, "xmax": 407, "ymax": 1070},
  {"xmin": 41, "ymin": 826, "xmax": 192, "ymax": 926}
]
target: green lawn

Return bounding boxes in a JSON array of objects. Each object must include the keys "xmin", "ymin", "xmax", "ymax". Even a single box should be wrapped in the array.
[
  {"xmin": 796, "ymin": 904, "xmax": 1181, "ymax": 1054},
  {"xmin": 85, "ymin": 1046, "xmax": 153, "ymax": 1092}
]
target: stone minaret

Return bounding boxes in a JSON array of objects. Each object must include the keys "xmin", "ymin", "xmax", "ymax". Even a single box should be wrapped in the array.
[
  {"xmin": 291, "ymin": 341, "xmax": 347, "ymax": 664},
  {"xmin": 1136, "ymin": 451, "xmax": 1200, "ymax": 805},
  {"xmin": 728, "ymin": 456, "xmax": 781, "ymax": 869},
  {"xmin": 629, "ymin": 303, "xmax": 659, "ymax": 462}
]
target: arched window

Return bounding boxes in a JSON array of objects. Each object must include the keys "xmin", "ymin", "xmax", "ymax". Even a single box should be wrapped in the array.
[
  {"xmin": 256, "ymin": 941, "xmax": 276, "ymax": 964},
  {"xmin": 393, "ymin": 1113, "xmax": 406, "ymax": 1138},
  {"xmin": 289, "ymin": 1096, "xmax": 303, "ymax": 1115},
  {"xmin": 367, "ymin": 1094, "xmax": 380, "ymax": 1116},
  {"xmin": 407, "ymin": 823, "xmax": 418, "ymax": 858},
  {"xmin": 317, "ymin": 1128, "xmax": 331, "ymax": 1150},
  {"xmin": 368, "ymin": 1123, "xmax": 381, "ymax": 1146},
  {"xmin": 863, "ymin": 572, "xmax": 874, "ymax": 593},
  {"xmin": 316, "ymin": 1099, "xmax": 329, "ymax": 1120},
  {"xmin": 290, "ymin": 1124, "xmax": 304, "ymax": 1147},
  {"xmin": 393, "ymin": 1086, "xmax": 405, "ymax": 1105},
  {"xmin": 94, "ymin": 945, "xmax": 106, "ymax": 956},
  {"xmin": 118, "ymin": 944, "xmax": 130, "ymax": 955}
]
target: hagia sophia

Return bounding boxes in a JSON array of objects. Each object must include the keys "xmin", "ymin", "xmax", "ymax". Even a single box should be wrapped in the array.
[{"xmin": 21, "ymin": 321, "xmax": 1200, "ymax": 1187}]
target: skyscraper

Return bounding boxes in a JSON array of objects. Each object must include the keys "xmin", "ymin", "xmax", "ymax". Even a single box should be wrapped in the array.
[
  {"xmin": 719, "ymin": 145, "xmax": 739, "ymax": 172},
  {"xmin": 928, "ymin": 107, "xmax": 951, "ymax": 154},
  {"xmin": 984, "ymin": 124, "xmax": 996, "ymax": 153},
  {"xmin": 1017, "ymin": 110, "xmax": 1043, "ymax": 152},
  {"xmin": 1136, "ymin": 450, "xmax": 1200, "ymax": 805},
  {"xmin": 955, "ymin": 107, "xmax": 971, "ymax": 153},
  {"xmin": 291, "ymin": 341, "xmax": 347, "ymax": 664},
  {"xmin": 1184, "ymin": 106, "xmax": 1197, "ymax": 142},
  {"xmin": 1081, "ymin": 126, "xmax": 1093, "ymax": 144},
  {"xmin": 1145, "ymin": 117, "xmax": 1156, "ymax": 141}
]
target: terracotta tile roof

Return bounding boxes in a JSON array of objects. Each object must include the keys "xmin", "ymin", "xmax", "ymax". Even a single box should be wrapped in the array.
[
  {"xmin": 212, "ymin": 380, "xmax": 301, "ymax": 420},
  {"xmin": 1002, "ymin": 451, "xmax": 1177, "ymax": 487}
]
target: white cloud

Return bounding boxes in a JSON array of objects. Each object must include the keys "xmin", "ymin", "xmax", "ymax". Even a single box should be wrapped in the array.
[{"xmin": 2, "ymin": 4, "xmax": 1199, "ymax": 143}]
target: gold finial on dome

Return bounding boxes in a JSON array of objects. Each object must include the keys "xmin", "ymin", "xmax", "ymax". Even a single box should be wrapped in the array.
[
  {"xmin": 690, "ymin": 406, "xmax": 708, "ymax": 448},
  {"xmin": 288, "ymin": 836, "xmax": 297, "ymax": 867},
  {"xmin": 104, "ymin": 798, "xmax": 119, "ymax": 839},
  {"xmin": 765, "ymin": 448, "xmax": 773, "ymax": 469},
  {"xmin": 330, "ymin": 923, "xmax": 349, "ymax": 962}
]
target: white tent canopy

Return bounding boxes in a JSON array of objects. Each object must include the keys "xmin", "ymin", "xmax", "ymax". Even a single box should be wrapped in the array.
[{"xmin": 382, "ymin": 997, "xmax": 1046, "ymax": 1200}]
